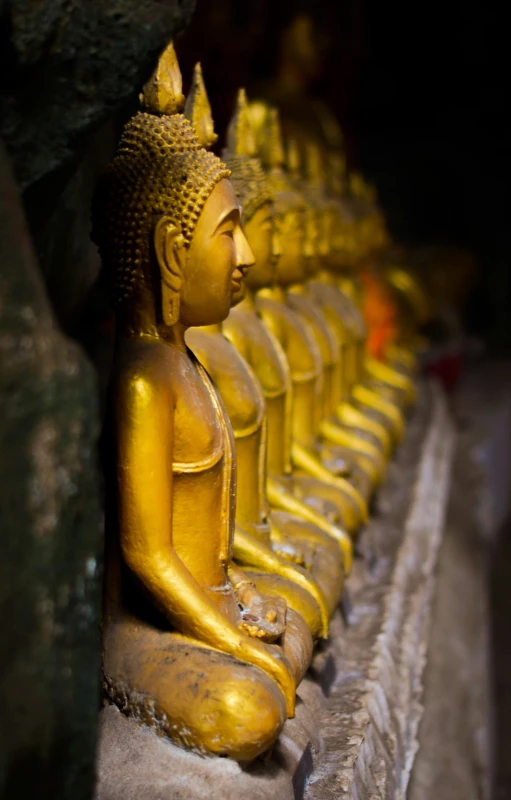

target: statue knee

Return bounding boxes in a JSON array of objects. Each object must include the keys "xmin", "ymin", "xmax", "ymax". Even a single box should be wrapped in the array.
[
  {"xmin": 281, "ymin": 607, "xmax": 314, "ymax": 684},
  {"xmin": 104, "ymin": 626, "xmax": 287, "ymax": 761},
  {"xmin": 276, "ymin": 512, "xmax": 344, "ymax": 568},
  {"xmin": 210, "ymin": 668, "xmax": 287, "ymax": 760}
]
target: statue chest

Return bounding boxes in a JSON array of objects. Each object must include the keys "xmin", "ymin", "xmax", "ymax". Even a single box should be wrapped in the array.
[
  {"xmin": 256, "ymin": 296, "xmax": 321, "ymax": 384},
  {"xmin": 171, "ymin": 353, "xmax": 235, "ymax": 579},
  {"xmin": 187, "ymin": 330, "xmax": 264, "ymax": 439},
  {"xmin": 224, "ymin": 309, "xmax": 290, "ymax": 400},
  {"xmin": 308, "ymin": 280, "xmax": 357, "ymax": 342},
  {"xmin": 172, "ymin": 354, "xmax": 225, "ymax": 473},
  {"xmin": 287, "ymin": 290, "xmax": 339, "ymax": 368}
]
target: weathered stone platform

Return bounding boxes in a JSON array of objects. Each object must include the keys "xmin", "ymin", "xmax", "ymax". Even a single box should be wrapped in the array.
[{"xmin": 95, "ymin": 380, "xmax": 455, "ymax": 800}]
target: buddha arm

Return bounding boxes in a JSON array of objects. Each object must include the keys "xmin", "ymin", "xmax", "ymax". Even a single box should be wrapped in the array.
[
  {"xmin": 365, "ymin": 356, "xmax": 415, "ymax": 405},
  {"xmin": 266, "ymin": 475, "xmax": 354, "ymax": 564},
  {"xmin": 116, "ymin": 375, "xmax": 295, "ymax": 713},
  {"xmin": 291, "ymin": 442, "xmax": 368, "ymax": 530},
  {"xmin": 233, "ymin": 526, "xmax": 329, "ymax": 637},
  {"xmin": 336, "ymin": 401, "xmax": 392, "ymax": 457},
  {"xmin": 351, "ymin": 384, "xmax": 405, "ymax": 439}
]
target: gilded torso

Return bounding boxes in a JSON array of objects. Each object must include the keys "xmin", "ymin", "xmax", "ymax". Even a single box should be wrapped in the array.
[
  {"xmin": 255, "ymin": 290, "xmax": 322, "ymax": 449},
  {"xmin": 224, "ymin": 298, "xmax": 294, "ymax": 475},
  {"xmin": 113, "ymin": 337, "xmax": 235, "ymax": 596},
  {"xmin": 186, "ymin": 327, "xmax": 268, "ymax": 529}
]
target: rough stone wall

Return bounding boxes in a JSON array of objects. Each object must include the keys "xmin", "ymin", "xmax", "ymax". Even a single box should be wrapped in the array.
[
  {"xmin": 0, "ymin": 0, "xmax": 197, "ymax": 345},
  {"xmin": 0, "ymin": 141, "xmax": 101, "ymax": 799},
  {"xmin": 0, "ymin": 0, "xmax": 196, "ymax": 189}
]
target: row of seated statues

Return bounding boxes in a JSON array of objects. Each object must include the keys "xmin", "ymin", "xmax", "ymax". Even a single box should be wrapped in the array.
[{"xmin": 92, "ymin": 41, "xmax": 427, "ymax": 762}]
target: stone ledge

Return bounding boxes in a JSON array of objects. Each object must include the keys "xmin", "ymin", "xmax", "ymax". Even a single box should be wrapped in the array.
[
  {"xmin": 95, "ymin": 380, "xmax": 455, "ymax": 800},
  {"xmin": 306, "ymin": 381, "xmax": 455, "ymax": 799},
  {"xmin": 95, "ymin": 678, "xmax": 325, "ymax": 800}
]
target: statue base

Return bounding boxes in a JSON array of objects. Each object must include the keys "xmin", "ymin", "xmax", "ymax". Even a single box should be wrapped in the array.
[
  {"xmin": 96, "ymin": 380, "xmax": 454, "ymax": 800},
  {"xmin": 96, "ymin": 676, "xmax": 325, "ymax": 800}
]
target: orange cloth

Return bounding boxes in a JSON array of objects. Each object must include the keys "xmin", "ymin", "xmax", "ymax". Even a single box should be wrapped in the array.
[{"xmin": 361, "ymin": 272, "xmax": 397, "ymax": 359}]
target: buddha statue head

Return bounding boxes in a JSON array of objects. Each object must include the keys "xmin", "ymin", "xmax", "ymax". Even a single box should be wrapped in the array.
[
  {"xmin": 92, "ymin": 42, "xmax": 254, "ymax": 332},
  {"xmin": 285, "ymin": 137, "xmax": 318, "ymax": 277},
  {"xmin": 287, "ymin": 137, "xmax": 336, "ymax": 279},
  {"xmin": 182, "ymin": 67, "xmax": 275, "ymax": 303},
  {"xmin": 220, "ymin": 89, "xmax": 277, "ymax": 300},
  {"xmin": 248, "ymin": 102, "xmax": 308, "ymax": 288},
  {"xmin": 319, "ymin": 150, "xmax": 356, "ymax": 275},
  {"xmin": 348, "ymin": 171, "xmax": 389, "ymax": 262}
]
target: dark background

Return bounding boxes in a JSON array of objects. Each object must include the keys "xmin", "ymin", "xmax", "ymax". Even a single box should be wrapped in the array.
[
  {"xmin": 3, "ymin": 0, "xmax": 508, "ymax": 355},
  {"xmin": 177, "ymin": 0, "xmax": 510, "ymax": 350}
]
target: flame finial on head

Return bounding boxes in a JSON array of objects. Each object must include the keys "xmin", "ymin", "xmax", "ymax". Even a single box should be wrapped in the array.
[
  {"xmin": 263, "ymin": 108, "xmax": 286, "ymax": 170},
  {"xmin": 328, "ymin": 150, "xmax": 347, "ymax": 197},
  {"xmin": 304, "ymin": 141, "xmax": 326, "ymax": 189},
  {"xmin": 222, "ymin": 90, "xmax": 272, "ymax": 220},
  {"xmin": 245, "ymin": 101, "xmax": 306, "ymax": 215},
  {"xmin": 140, "ymin": 41, "xmax": 185, "ymax": 115},
  {"xmin": 350, "ymin": 171, "xmax": 377, "ymax": 203},
  {"xmin": 247, "ymin": 102, "xmax": 285, "ymax": 170},
  {"xmin": 286, "ymin": 138, "xmax": 302, "ymax": 179},
  {"xmin": 226, "ymin": 89, "xmax": 257, "ymax": 157},
  {"xmin": 184, "ymin": 62, "xmax": 218, "ymax": 148},
  {"xmin": 245, "ymin": 101, "xmax": 268, "ymax": 147}
]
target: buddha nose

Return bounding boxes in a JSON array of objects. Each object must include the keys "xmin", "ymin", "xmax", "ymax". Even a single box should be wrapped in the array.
[
  {"xmin": 319, "ymin": 236, "xmax": 330, "ymax": 257},
  {"xmin": 272, "ymin": 227, "xmax": 282, "ymax": 262},
  {"xmin": 303, "ymin": 233, "xmax": 315, "ymax": 260},
  {"xmin": 236, "ymin": 227, "xmax": 255, "ymax": 270}
]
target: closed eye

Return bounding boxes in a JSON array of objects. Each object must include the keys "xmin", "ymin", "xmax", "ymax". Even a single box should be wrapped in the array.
[{"xmin": 213, "ymin": 207, "xmax": 240, "ymax": 238}]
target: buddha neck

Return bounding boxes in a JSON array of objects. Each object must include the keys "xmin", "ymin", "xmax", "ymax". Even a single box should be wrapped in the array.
[
  {"xmin": 116, "ymin": 280, "xmax": 188, "ymax": 351},
  {"xmin": 199, "ymin": 322, "xmax": 223, "ymax": 334},
  {"xmin": 259, "ymin": 284, "xmax": 287, "ymax": 303},
  {"xmin": 317, "ymin": 268, "xmax": 336, "ymax": 284},
  {"xmin": 235, "ymin": 288, "xmax": 256, "ymax": 311}
]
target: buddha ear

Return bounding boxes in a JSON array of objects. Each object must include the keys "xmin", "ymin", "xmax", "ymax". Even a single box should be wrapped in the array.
[{"xmin": 154, "ymin": 216, "xmax": 186, "ymax": 326}]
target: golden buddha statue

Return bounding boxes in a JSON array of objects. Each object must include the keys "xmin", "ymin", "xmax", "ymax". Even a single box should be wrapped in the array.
[
  {"xmin": 313, "ymin": 148, "xmax": 415, "ymax": 413},
  {"xmin": 345, "ymin": 172, "xmax": 417, "ymax": 401},
  {"xmin": 92, "ymin": 42, "xmax": 314, "ymax": 762},
  {"xmin": 221, "ymin": 90, "xmax": 364, "ymax": 548},
  {"xmin": 183, "ymin": 64, "xmax": 344, "ymax": 638},
  {"xmin": 291, "ymin": 140, "xmax": 407, "ymax": 447},
  {"xmin": 247, "ymin": 103, "xmax": 389, "ymax": 487},
  {"xmin": 232, "ymin": 99, "xmax": 377, "ymax": 535},
  {"xmin": 283, "ymin": 135, "xmax": 398, "ymax": 468},
  {"xmin": 378, "ymin": 244, "xmax": 431, "ymax": 359}
]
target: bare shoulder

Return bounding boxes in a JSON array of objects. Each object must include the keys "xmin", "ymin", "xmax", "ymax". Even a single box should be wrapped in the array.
[
  {"xmin": 223, "ymin": 309, "xmax": 250, "ymax": 356},
  {"xmin": 113, "ymin": 336, "xmax": 176, "ymax": 412}
]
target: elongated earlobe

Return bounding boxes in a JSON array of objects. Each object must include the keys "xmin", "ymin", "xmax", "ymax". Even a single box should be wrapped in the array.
[
  {"xmin": 162, "ymin": 283, "xmax": 180, "ymax": 327},
  {"xmin": 154, "ymin": 217, "xmax": 185, "ymax": 326}
]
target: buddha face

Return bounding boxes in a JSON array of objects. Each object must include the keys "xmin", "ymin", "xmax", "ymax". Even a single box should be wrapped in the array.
[
  {"xmin": 317, "ymin": 209, "xmax": 332, "ymax": 262},
  {"xmin": 274, "ymin": 207, "xmax": 307, "ymax": 287},
  {"xmin": 328, "ymin": 205, "xmax": 357, "ymax": 273},
  {"xmin": 302, "ymin": 208, "xmax": 320, "ymax": 279},
  {"xmin": 157, "ymin": 179, "xmax": 254, "ymax": 327},
  {"xmin": 235, "ymin": 202, "xmax": 280, "ymax": 298},
  {"xmin": 308, "ymin": 210, "xmax": 332, "ymax": 278}
]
